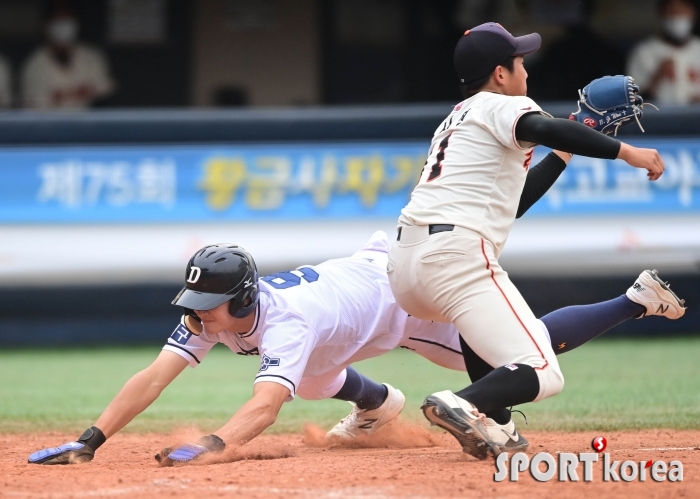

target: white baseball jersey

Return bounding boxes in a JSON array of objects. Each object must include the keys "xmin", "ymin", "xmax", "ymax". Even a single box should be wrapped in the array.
[
  {"xmin": 163, "ymin": 231, "xmax": 467, "ymax": 399},
  {"xmin": 627, "ymin": 36, "xmax": 700, "ymax": 104},
  {"xmin": 398, "ymin": 92, "xmax": 546, "ymax": 257},
  {"xmin": 21, "ymin": 45, "xmax": 115, "ymax": 109}
]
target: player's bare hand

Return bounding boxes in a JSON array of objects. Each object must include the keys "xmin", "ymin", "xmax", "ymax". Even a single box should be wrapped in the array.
[{"xmin": 617, "ymin": 143, "xmax": 664, "ymax": 181}]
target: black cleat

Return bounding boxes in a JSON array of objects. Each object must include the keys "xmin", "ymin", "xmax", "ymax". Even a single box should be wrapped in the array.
[{"xmin": 421, "ymin": 390, "xmax": 501, "ymax": 460}]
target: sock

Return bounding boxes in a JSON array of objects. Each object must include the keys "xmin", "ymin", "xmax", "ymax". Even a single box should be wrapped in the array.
[
  {"xmin": 454, "ymin": 364, "xmax": 540, "ymax": 414},
  {"xmin": 332, "ymin": 366, "xmax": 388, "ymax": 410},
  {"xmin": 458, "ymin": 336, "xmax": 512, "ymax": 424},
  {"xmin": 541, "ymin": 295, "xmax": 646, "ymax": 354}
]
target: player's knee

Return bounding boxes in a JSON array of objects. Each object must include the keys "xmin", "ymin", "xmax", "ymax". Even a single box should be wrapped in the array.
[
  {"xmin": 296, "ymin": 384, "xmax": 324, "ymax": 400},
  {"xmin": 534, "ymin": 364, "xmax": 565, "ymax": 401}
]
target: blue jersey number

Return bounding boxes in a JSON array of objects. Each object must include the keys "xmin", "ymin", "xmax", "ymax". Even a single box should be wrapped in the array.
[{"xmin": 261, "ymin": 267, "xmax": 319, "ymax": 289}]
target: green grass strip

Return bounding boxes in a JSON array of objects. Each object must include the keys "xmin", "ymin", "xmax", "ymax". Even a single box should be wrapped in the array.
[{"xmin": 1, "ymin": 338, "xmax": 698, "ymax": 434}]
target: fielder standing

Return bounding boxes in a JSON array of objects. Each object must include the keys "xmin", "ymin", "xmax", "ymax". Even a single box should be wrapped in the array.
[{"xmin": 387, "ymin": 22, "xmax": 671, "ymax": 459}]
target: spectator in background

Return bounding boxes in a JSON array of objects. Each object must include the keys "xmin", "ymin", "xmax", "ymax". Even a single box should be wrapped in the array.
[
  {"xmin": 21, "ymin": 9, "xmax": 115, "ymax": 109},
  {"xmin": 627, "ymin": 0, "xmax": 700, "ymax": 104},
  {"xmin": 0, "ymin": 55, "xmax": 12, "ymax": 108},
  {"xmin": 526, "ymin": 0, "xmax": 625, "ymax": 101}
]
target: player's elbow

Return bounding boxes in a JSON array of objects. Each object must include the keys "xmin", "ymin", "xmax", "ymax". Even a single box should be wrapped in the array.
[
  {"xmin": 134, "ymin": 367, "xmax": 170, "ymax": 396},
  {"xmin": 258, "ymin": 404, "xmax": 279, "ymax": 427}
]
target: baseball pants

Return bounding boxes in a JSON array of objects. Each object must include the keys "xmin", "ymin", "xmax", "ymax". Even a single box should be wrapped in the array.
[{"xmin": 387, "ymin": 224, "xmax": 564, "ymax": 402}]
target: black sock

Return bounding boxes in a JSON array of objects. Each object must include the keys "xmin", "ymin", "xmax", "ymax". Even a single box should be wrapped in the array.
[
  {"xmin": 454, "ymin": 364, "xmax": 540, "ymax": 414},
  {"xmin": 332, "ymin": 366, "xmax": 388, "ymax": 410},
  {"xmin": 459, "ymin": 336, "xmax": 513, "ymax": 424},
  {"xmin": 485, "ymin": 408, "xmax": 512, "ymax": 425}
]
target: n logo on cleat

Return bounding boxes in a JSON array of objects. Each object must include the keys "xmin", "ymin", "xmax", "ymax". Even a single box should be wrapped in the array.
[
  {"xmin": 358, "ymin": 419, "xmax": 377, "ymax": 429},
  {"xmin": 657, "ymin": 304, "xmax": 669, "ymax": 314}
]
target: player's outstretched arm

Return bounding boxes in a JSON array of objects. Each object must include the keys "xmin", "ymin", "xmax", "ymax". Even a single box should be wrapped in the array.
[
  {"xmin": 515, "ymin": 113, "xmax": 664, "ymax": 180},
  {"xmin": 28, "ymin": 350, "xmax": 188, "ymax": 465},
  {"xmin": 616, "ymin": 142, "xmax": 664, "ymax": 181},
  {"xmin": 94, "ymin": 350, "xmax": 188, "ymax": 437},
  {"xmin": 156, "ymin": 381, "xmax": 289, "ymax": 465}
]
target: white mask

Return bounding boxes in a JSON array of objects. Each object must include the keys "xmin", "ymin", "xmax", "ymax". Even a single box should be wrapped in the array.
[
  {"xmin": 662, "ymin": 16, "xmax": 695, "ymax": 42},
  {"xmin": 47, "ymin": 18, "xmax": 78, "ymax": 45}
]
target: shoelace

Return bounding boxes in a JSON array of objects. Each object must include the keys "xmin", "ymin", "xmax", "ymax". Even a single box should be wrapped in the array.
[
  {"xmin": 509, "ymin": 407, "xmax": 528, "ymax": 425},
  {"xmin": 339, "ymin": 406, "xmax": 362, "ymax": 427}
]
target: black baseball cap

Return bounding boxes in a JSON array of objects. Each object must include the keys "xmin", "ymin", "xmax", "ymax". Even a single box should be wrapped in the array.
[{"xmin": 454, "ymin": 22, "xmax": 541, "ymax": 84}]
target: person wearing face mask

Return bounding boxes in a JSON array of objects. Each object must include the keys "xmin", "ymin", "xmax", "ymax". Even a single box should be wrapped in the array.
[
  {"xmin": 20, "ymin": 9, "xmax": 115, "ymax": 109},
  {"xmin": 627, "ymin": 0, "xmax": 700, "ymax": 104}
]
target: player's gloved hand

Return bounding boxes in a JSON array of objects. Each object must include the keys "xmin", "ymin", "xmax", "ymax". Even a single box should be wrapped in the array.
[
  {"xmin": 28, "ymin": 426, "xmax": 106, "ymax": 465},
  {"xmin": 569, "ymin": 75, "xmax": 657, "ymax": 136},
  {"xmin": 154, "ymin": 434, "xmax": 225, "ymax": 466}
]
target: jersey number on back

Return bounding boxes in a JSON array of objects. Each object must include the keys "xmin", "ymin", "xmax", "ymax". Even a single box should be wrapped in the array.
[
  {"xmin": 261, "ymin": 267, "xmax": 320, "ymax": 289},
  {"xmin": 427, "ymin": 133, "xmax": 451, "ymax": 182}
]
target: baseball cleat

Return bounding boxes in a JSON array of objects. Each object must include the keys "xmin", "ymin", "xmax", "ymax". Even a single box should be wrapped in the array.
[
  {"xmin": 484, "ymin": 417, "xmax": 529, "ymax": 453},
  {"xmin": 421, "ymin": 390, "xmax": 500, "ymax": 460},
  {"xmin": 326, "ymin": 384, "xmax": 405, "ymax": 439},
  {"xmin": 626, "ymin": 269, "xmax": 686, "ymax": 319}
]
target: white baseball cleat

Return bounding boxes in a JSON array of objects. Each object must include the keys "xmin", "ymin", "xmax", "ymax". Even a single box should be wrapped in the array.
[
  {"xmin": 626, "ymin": 269, "xmax": 686, "ymax": 320},
  {"xmin": 484, "ymin": 417, "xmax": 529, "ymax": 453},
  {"xmin": 326, "ymin": 384, "xmax": 405, "ymax": 439},
  {"xmin": 422, "ymin": 390, "xmax": 501, "ymax": 460}
]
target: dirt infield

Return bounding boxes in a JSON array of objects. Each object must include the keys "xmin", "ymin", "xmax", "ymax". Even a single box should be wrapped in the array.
[{"xmin": 2, "ymin": 421, "xmax": 698, "ymax": 498}]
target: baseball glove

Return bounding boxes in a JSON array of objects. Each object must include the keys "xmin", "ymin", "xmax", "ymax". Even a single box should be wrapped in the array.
[{"xmin": 569, "ymin": 75, "xmax": 657, "ymax": 136}]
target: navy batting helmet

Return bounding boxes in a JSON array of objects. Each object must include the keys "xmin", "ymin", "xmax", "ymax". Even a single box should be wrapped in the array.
[{"xmin": 172, "ymin": 244, "xmax": 259, "ymax": 318}]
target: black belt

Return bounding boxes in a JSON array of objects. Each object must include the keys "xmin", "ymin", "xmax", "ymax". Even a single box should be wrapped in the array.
[{"xmin": 396, "ymin": 224, "xmax": 454, "ymax": 241}]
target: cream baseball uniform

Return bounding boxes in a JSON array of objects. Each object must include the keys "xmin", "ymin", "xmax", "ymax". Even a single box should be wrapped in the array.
[
  {"xmin": 627, "ymin": 35, "xmax": 700, "ymax": 104},
  {"xmin": 21, "ymin": 45, "xmax": 115, "ymax": 109},
  {"xmin": 388, "ymin": 92, "xmax": 564, "ymax": 402},
  {"xmin": 163, "ymin": 231, "xmax": 468, "ymax": 402}
]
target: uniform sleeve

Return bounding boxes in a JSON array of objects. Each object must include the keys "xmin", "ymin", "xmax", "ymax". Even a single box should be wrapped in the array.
[
  {"xmin": 162, "ymin": 316, "xmax": 217, "ymax": 367},
  {"xmin": 253, "ymin": 316, "xmax": 317, "ymax": 398},
  {"xmin": 484, "ymin": 95, "xmax": 548, "ymax": 151}
]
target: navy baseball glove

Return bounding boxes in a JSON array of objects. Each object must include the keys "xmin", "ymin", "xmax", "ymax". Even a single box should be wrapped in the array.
[
  {"xmin": 569, "ymin": 75, "xmax": 657, "ymax": 136},
  {"xmin": 155, "ymin": 434, "xmax": 225, "ymax": 466},
  {"xmin": 28, "ymin": 426, "xmax": 105, "ymax": 465}
]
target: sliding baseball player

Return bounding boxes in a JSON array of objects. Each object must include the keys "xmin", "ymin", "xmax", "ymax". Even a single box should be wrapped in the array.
[{"xmin": 28, "ymin": 229, "xmax": 683, "ymax": 465}]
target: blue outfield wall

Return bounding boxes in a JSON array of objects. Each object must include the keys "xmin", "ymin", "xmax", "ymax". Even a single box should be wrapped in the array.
[
  {"xmin": 1, "ymin": 138, "xmax": 700, "ymax": 224},
  {"xmin": 2, "ymin": 275, "xmax": 699, "ymax": 347},
  {"xmin": 1, "ymin": 105, "xmax": 700, "ymax": 346}
]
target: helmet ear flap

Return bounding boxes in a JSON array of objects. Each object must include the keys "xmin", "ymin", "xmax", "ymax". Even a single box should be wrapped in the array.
[{"xmin": 229, "ymin": 285, "xmax": 258, "ymax": 318}]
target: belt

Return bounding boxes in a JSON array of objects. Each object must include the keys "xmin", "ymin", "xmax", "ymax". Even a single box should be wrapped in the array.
[{"xmin": 396, "ymin": 224, "xmax": 454, "ymax": 241}]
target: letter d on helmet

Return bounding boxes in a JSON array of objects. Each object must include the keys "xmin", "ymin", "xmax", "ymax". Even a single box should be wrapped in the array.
[
  {"xmin": 187, "ymin": 266, "xmax": 202, "ymax": 283},
  {"xmin": 172, "ymin": 244, "xmax": 259, "ymax": 318}
]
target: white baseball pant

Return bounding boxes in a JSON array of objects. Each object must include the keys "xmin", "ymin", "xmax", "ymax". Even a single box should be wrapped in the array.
[{"xmin": 387, "ymin": 224, "xmax": 564, "ymax": 402}]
